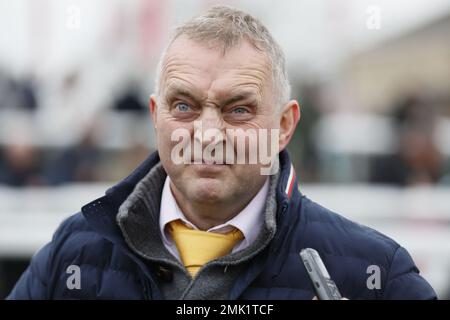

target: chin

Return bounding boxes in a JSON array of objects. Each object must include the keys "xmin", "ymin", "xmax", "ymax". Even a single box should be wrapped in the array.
[{"xmin": 190, "ymin": 178, "xmax": 226, "ymax": 202}]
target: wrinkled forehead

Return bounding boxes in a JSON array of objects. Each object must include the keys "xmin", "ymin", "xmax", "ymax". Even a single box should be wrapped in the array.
[{"xmin": 159, "ymin": 36, "xmax": 273, "ymax": 100}]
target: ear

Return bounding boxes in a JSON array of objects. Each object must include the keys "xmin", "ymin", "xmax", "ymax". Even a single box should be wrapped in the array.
[
  {"xmin": 149, "ymin": 94, "xmax": 158, "ymax": 129},
  {"xmin": 278, "ymin": 100, "xmax": 300, "ymax": 152}
]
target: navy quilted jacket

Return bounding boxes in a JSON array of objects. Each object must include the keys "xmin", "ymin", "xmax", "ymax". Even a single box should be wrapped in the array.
[{"xmin": 7, "ymin": 150, "xmax": 437, "ymax": 299}]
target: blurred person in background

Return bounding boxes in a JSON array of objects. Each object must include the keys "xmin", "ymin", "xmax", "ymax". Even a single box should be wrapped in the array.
[
  {"xmin": 42, "ymin": 127, "xmax": 102, "ymax": 185},
  {"xmin": 371, "ymin": 94, "xmax": 443, "ymax": 185},
  {"xmin": 7, "ymin": 6, "xmax": 436, "ymax": 300},
  {"xmin": 0, "ymin": 70, "xmax": 39, "ymax": 112},
  {"xmin": 112, "ymin": 80, "xmax": 147, "ymax": 113},
  {"xmin": 0, "ymin": 143, "xmax": 44, "ymax": 187}
]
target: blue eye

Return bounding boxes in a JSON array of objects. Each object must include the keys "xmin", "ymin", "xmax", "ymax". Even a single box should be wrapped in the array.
[
  {"xmin": 175, "ymin": 103, "xmax": 191, "ymax": 112},
  {"xmin": 232, "ymin": 107, "xmax": 249, "ymax": 114}
]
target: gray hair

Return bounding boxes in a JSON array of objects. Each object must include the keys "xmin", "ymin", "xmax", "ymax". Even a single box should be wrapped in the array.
[{"xmin": 154, "ymin": 5, "xmax": 291, "ymax": 109}]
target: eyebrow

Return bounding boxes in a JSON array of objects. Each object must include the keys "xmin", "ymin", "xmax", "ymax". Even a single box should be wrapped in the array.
[
  {"xmin": 165, "ymin": 84, "xmax": 258, "ymax": 107},
  {"xmin": 222, "ymin": 92, "xmax": 256, "ymax": 107},
  {"xmin": 165, "ymin": 84, "xmax": 202, "ymax": 104}
]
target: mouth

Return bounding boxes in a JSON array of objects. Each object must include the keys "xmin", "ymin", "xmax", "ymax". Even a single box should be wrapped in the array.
[
  {"xmin": 189, "ymin": 158, "xmax": 230, "ymax": 175},
  {"xmin": 200, "ymin": 158, "xmax": 228, "ymax": 165},
  {"xmin": 188, "ymin": 156, "xmax": 229, "ymax": 165}
]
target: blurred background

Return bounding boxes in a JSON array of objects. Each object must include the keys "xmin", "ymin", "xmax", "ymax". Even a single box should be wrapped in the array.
[{"xmin": 0, "ymin": 0, "xmax": 449, "ymax": 299}]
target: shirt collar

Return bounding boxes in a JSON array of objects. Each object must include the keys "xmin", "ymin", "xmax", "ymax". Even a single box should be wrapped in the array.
[{"xmin": 159, "ymin": 176, "xmax": 269, "ymax": 249}]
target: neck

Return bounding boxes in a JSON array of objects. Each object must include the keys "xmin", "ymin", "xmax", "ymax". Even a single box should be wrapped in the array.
[{"xmin": 169, "ymin": 181, "xmax": 264, "ymax": 231}]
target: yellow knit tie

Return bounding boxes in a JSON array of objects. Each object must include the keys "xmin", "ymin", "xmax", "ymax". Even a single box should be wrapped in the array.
[{"xmin": 167, "ymin": 219, "xmax": 244, "ymax": 277}]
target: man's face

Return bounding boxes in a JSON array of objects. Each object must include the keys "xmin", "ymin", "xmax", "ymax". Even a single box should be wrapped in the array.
[{"xmin": 151, "ymin": 36, "xmax": 282, "ymax": 206}]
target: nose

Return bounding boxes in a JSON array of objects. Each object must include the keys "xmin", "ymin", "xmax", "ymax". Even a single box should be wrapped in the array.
[{"xmin": 194, "ymin": 107, "xmax": 225, "ymax": 148}]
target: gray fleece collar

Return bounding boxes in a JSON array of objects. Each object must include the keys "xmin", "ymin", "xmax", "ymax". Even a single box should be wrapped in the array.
[{"xmin": 116, "ymin": 160, "xmax": 280, "ymax": 270}]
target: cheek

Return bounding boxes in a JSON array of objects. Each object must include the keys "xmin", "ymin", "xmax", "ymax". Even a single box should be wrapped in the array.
[
  {"xmin": 155, "ymin": 124, "xmax": 176, "ymax": 163},
  {"xmin": 157, "ymin": 117, "xmax": 192, "ymax": 144},
  {"xmin": 156, "ymin": 119, "xmax": 194, "ymax": 167}
]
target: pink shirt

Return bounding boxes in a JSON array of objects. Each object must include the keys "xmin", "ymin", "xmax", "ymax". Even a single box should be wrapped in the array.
[{"xmin": 159, "ymin": 176, "xmax": 269, "ymax": 262}]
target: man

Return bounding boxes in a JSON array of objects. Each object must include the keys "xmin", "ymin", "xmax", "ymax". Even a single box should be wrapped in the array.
[{"xmin": 8, "ymin": 6, "xmax": 436, "ymax": 300}]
